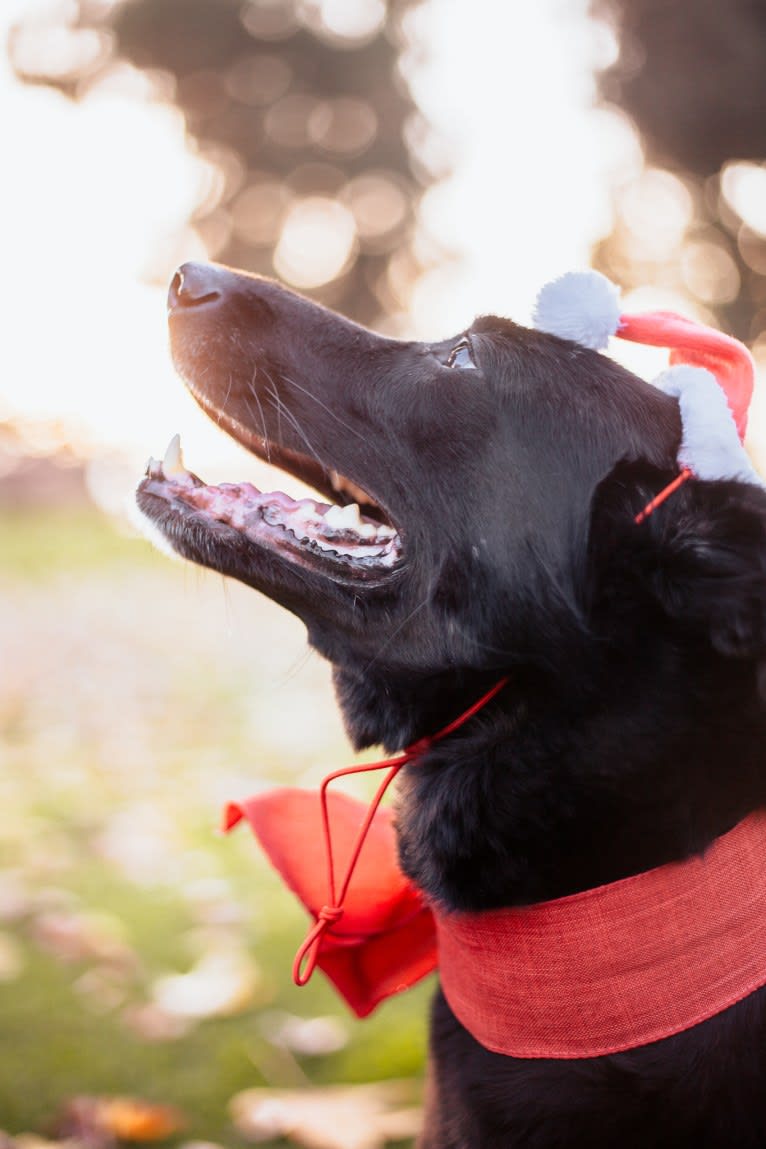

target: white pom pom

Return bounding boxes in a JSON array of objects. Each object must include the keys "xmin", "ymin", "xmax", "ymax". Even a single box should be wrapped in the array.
[
  {"xmin": 533, "ymin": 270, "xmax": 622, "ymax": 350},
  {"xmin": 655, "ymin": 365, "xmax": 764, "ymax": 486}
]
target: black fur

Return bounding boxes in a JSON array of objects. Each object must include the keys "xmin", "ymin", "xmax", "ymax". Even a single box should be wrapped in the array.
[{"xmin": 137, "ymin": 263, "xmax": 766, "ymax": 1147}]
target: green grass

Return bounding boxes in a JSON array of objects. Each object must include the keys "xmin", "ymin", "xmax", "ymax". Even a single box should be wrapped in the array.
[
  {"xmin": 0, "ymin": 825, "xmax": 429, "ymax": 1142},
  {"xmin": 0, "ymin": 508, "xmax": 163, "ymax": 579},
  {"xmin": 0, "ymin": 506, "xmax": 428, "ymax": 1145}
]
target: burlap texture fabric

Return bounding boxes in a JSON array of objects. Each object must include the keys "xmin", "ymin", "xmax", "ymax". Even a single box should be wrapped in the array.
[{"xmin": 436, "ymin": 811, "xmax": 766, "ymax": 1058}]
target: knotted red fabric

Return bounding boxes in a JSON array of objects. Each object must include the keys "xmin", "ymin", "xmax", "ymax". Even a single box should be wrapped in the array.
[
  {"xmin": 224, "ymin": 787, "xmax": 437, "ymax": 1016},
  {"xmin": 223, "ymin": 678, "xmax": 510, "ymax": 1016}
]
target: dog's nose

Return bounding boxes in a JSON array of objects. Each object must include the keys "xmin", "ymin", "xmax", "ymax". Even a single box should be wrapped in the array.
[{"xmin": 168, "ymin": 262, "xmax": 222, "ymax": 312}]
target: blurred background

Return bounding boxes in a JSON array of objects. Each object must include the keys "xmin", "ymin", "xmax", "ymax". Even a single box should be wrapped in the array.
[{"xmin": 2, "ymin": 1, "xmax": 766, "ymax": 1145}]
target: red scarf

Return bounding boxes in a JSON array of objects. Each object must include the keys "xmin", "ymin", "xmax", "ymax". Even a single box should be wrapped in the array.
[
  {"xmin": 436, "ymin": 811, "xmax": 766, "ymax": 1057},
  {"xmin": 224, "ymin": 699, "xmax": 766, "ymax": 1058}
]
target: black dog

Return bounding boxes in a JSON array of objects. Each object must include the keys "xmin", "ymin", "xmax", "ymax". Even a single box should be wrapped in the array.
[{"xmin": 136, "ymin": 262, "xmax": 766, "ymax": 1148}]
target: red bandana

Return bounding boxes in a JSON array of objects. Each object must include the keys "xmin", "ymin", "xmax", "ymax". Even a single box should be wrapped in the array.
[
  {"xmin": 224, "ymin": 687, "xmax": 766, "ymax": 1057},
  {"xmin": 224, "ymin": 787, "xmax": 437, "ymax": 1017}
]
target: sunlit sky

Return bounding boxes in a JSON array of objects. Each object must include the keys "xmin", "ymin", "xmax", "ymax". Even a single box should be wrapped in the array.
[{"xmin": 7, "ymin": 0, "xmax": 754, "ymax": 492}]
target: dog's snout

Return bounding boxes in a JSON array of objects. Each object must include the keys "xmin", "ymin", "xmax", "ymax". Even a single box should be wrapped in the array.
[{"xmin": 168, "ymin": 262, "xmax": 222, "ymax": 312}]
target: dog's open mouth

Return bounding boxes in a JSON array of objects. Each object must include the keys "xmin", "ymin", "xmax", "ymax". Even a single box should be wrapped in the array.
[{"xmin": 139, "ymin": 433, "xmax": 402, "ymax": 581}]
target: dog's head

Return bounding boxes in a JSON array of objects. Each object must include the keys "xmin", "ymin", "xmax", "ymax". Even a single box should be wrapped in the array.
[
  {"xmin": 137, "ymin": 264, "xmax": 729, "ymax": 725},
  {"xmin": 137, "ymin": 261, "xmax": 766, "ymax": 904},
  {"xmin": 137, "ymin": 265, "xmax": 766, "ymax": 733}
]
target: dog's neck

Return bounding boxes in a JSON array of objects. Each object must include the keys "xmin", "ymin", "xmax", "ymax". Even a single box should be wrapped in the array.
[
  {"xmin": 331, "ymin": 662, "xmax": 514, "ymax": 753},
  {"xmin": 391, "ymin": 646, "xmax": 766, "ymax": 914}
]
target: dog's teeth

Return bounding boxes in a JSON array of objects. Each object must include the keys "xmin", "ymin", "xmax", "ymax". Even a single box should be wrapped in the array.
[
  {"xmin": 146, "ymin": 456, "xmax": 164, "ymax": 479},
  {"xmin": 163, "ymin": 433, "xmax": 187, "ymax": 477},
  {"xmin": 325, "ymin": 503, "xmax": 362, "ymax": 529},
  {"xmin": 324, "ymin": 505, "xmax": 343, "ymax": 528}
]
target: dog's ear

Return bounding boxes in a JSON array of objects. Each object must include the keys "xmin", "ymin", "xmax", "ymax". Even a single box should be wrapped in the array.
[{"xmin": 590, "ymin": 464, "xmax": 766, "ymax": 659}]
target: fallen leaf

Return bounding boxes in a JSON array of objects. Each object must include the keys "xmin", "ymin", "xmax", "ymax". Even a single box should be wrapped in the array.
[
  {"xmin": 121, "ymin": 1002, "xmax": 193, "ymax": 1043},
  {"xmin": 177, "ymin": 1142, "xmax": 227, "ymax": 1149},
  {"xmin": 56, "ymin": 1096, "xmax": 184, "ymax": 1145},
  {"xmin": 74, "ymin": 967, "xmax": 131, "ymax": 1014},
  {"xmin": 258, "ymin": 1012, "xmax": 349, "ymax": 1057},
  {"xmin": 230, "ymin": 1081, "xmax": 422, "ymax": 1149},
  {"xmin": 96, "ymin": 1098, "xmax": 184, "ymax": 1142},
  {"xmin": 12, "ymin": 1136, "xmax": 65, "ymax": 1149},
  {"xmin": 31, "ymin": 911, "xmax": 134, "ymax": 968},
  {"xmin": 152, "ymin": 949, "xmax": 259, "ymax": 1019}
]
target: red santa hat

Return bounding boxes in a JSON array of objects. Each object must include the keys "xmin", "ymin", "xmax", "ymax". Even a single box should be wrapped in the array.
[{"xmin": 532, "ymin": 270, "xmax": 761, "ymax": 487}]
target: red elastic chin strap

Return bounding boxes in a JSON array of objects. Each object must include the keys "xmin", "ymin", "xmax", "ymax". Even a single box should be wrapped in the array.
[
  {"xmin": 634, "ymin": 468, "xmax": 692, "ymax": 525},
  {"xmin": 223, "ymin": 677, "xmax": 508, "ymax": 1016},
  {"xmin": 221, "ymin": 463, "xmax": 701, "ymax": 1019}
]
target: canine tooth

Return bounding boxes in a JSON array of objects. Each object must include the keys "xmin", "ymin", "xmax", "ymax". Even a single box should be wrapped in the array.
[
  {"xmin": 163, "ymin": 433, "xmax": 187, "ymax": 477},
  {"xmin": 329, "ymin": 471, "xmax": 370, "ymax": 505}
]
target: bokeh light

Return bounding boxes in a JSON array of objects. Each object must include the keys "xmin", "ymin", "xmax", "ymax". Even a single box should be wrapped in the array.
[
  {"xmin": 239, "ymin": 0, "xmax": 298, "ymax": 43},
  {"xmin": 223, "ymin": 52, "xmax": 292, "ymax": 106},
  {"xmin": 274, "ymin": 196, "xmax": 358, "ymax": 288},
  {"xmin": 680, "ymin": 239, "xmax": 740, "ymax": 306},
  {"xmin": 721, "ymin": 162, "xmax": 766, "ymax": 238},
  {"xmin": 231, "ymin": 177, "xmax": 293, "ymax": 247},
  {"xmin": 299, "ymin": 0, "xmax": 387, "ymax": 47},
  {"xmin": 308, "ymin": 97, "xmax": 378, "ymax": 156},
  {"xmin": 342, "ymin": 172, "xmax": 409, "ymax": 252},
  {"xmin": 619, "ymin": 169, "xmax": 693, "ymax": 261}
]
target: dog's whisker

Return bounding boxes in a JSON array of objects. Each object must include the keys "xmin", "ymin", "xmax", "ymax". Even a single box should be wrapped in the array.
[
  {"xmin": 220, "ymin": 371, "xmax": 234, "ymax": 425},
  {"xmin": 246, "ymin": 367, "xmax": 271, "ymax": 463},
  {"xmin": 283, "ymin": 373, "xmax": 381, "ymax": 452},
  {"xmin": 239, "ymin": 395, "xmax": 269, "ymax": 456},
  {"xmin": 267, "ymin": 391, "xmax": 325, "ymax": 472},
  {"xmin": 265, "ymin": 383, "xmax": 284, "ymax": 445}
]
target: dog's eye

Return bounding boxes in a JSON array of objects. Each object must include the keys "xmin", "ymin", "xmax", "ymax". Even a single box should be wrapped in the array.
[{"xmin": 446, "ymin": 339, "xmax": 477, "ymax": 370}]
